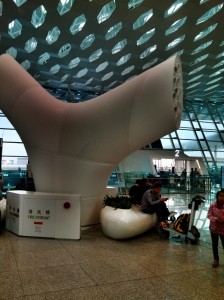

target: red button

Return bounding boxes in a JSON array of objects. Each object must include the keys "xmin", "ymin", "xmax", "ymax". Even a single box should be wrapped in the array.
[{"xmin": 64, "ymin": 202, "xmax": 71, "ymax": 209}]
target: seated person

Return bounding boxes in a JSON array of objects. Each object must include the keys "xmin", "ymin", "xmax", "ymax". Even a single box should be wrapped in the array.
[
  {"xmin": 141, "ymin": 182, "xmax": 170, "ymax": 226},
  {"xmin": 129, "ymin": 178, "xmax": 150, "ymax": 205}
]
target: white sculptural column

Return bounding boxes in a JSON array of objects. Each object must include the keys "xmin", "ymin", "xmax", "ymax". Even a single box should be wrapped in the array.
[{"xmin": 0, "ymin": 54, "xmax": 183, "ymax": 225}]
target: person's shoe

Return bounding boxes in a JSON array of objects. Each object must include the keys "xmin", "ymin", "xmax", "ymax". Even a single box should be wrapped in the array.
[{"xmin": 212, "ymin": 260, "xmax": 219, "ymax": 268}]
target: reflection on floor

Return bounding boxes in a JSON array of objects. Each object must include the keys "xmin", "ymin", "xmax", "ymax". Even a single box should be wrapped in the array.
[{"xmin": 1, "ymin": 192, "xmax": 224, "ymax": 299}]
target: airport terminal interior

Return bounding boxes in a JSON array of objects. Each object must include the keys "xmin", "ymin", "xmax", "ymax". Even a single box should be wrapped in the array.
[{"xmin": 1, "ymin": 0, "xmax": 224, "ymax": 299}]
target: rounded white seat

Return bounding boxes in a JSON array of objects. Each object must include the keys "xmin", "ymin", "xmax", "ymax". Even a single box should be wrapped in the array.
[{"xmin": 100, "ymin": 205, "xmax": 157, "ymax": 239}]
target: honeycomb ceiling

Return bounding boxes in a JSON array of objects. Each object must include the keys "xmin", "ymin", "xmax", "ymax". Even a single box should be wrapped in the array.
[{"xmin": 0, "ymin": 0, "xmax": 224, "ymax": 102}]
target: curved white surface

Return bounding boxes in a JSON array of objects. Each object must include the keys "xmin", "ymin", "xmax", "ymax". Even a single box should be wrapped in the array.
[
  {"xmin": 0, "ymin": 54, "xmax": 183, "ymax": 226},
  {"xmin": 100, "ymin": 205, "xmax": 158, "ymax": 239}
]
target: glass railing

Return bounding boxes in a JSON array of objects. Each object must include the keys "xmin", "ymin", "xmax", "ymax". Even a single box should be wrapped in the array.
[{"xmin": 108, "ymin": 171, "xmax": 214, "ymax": 195}]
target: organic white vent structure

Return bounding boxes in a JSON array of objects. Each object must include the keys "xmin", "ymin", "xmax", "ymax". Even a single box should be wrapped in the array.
[{"xmin": 0, "ymin": 54, "xmax": 183, "ymax": 226}]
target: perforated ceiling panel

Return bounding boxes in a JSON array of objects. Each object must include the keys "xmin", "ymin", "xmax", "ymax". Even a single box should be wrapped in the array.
[{"xmin": 0, "ymin": 0, "xmax": 224, "ymax": 102}]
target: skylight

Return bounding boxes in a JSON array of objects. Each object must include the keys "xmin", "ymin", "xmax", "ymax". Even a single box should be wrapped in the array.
[
  {"xmin": 164, "ymin": 0, "xmax": 188, "ymax": 18},
  {"xmin": 57, "ymin": 0, "xmax": 75, "ymax": 16},
  {"xmin": 194, "ymin": 24, "xmax": 217, "ymax": 41},
  {"xmin": 8, "ymin": 19, "xmax": 22, "ymax": 39},
  {"xmin": 121, "ymin": 65, "xmax": 135, "ymax": 76},
  {"xmin": 137, "ymin": 28, "xmax": 155, "ymax": 46},
  {"xmin": 68, "ymin": 57, "xmax": 80, "ymax": 69},
  {"xmin": 189, "ymin": 65, "xmax": 206, "ymax": 75},
  {"xmin": 70, "ymin": 14, "xmax": 86, "ymax": 35},
  {"xmin": 128, "ymin": 0, "xmax": 144, "ymax": 10},
  {"xmin": 80, "ymin": 34, "xmax": 95, "ymax": 50},
  {"xmin": 6, "ymin": 47, "xmax": 17, "ymax": 58},
  {"xmin": 191, "ymin": 40, "xmax": 213, "ymax": 55},
  {"xmin": 166, "ymin": 35, "xmax": 185, "ymax": 50},
  {"xmin": 105, "ymin": 22, "xmax": 122, "ymax": 40},
  {"xmin": 49, "ymin": 64, "xmax": 60, "ymax": 75},
  {"xmin": 25, "ymin": 37, "xmax": 37, "ymax": 53},
  {"xmin": 58, "ymin": 43, "xmax": 71, "ymax": 58},
  {"xmin": 96, "ymin": 62, "xmax": 109, "ymax": 72},
  {"xmin": 196, "ymin": 3, "xmax": 223, "ymax": 24},
  {"xmin": 76, "ymin": 68, "xmax": 88, "ymax": 78},
  {"xmin": 165, "ymin": 17, "xmax": 187, "ymax": 35},
  {"xmin": 140, "ymin": 45, "xmax": 157, "ymax": 59},
  {"xmin": 102, "ymin": 72, "xmax": 113, "ymax": 81},
  {"xmin": 89, "ymin": 49, "xmax": 103, "ymax": 62},
  {"xmin": 46, "ymin": 27, "xmax": 60, "ymax": 45},
  {"xmin": 116, "ymin": 54, "xmax": 131, "ymax": 66},
  {"xmin": 190, "ymin": 54, "xmax": 209, "ymax": 65},
  {"xmin": 97, "ymin": 1, "xmax": 116, "ymax": 24},
  {"xmin": 111, "ymin": 39, "xmax": 127, "ymax": 54},
  {"xmin": 142, "ymin": 58, "xmax": 158, "ymax": 69},
  {"xmin": 133, "ymin": 9, "xmax": 153, "ymax": 30},
  {"xmin": 12, "ymin": 0, "xmax": 27, "ymax": 7},
  {"xmin": 31, "ymin": 5, "xmax": 47, "ymax": 28},
  {"xmin": 38, "ymin": 52, "xmax": 50, "ymax": 65}
]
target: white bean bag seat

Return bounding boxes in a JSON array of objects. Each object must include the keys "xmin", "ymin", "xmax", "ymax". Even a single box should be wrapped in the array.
[{"xmin": 100, "ymin": 205, "xmax": 157, "ymax": 239}]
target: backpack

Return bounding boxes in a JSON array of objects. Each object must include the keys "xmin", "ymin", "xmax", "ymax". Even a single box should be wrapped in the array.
[{"xmin": 173, "ymin": 213, "xmax": 190, "ymax": 234}]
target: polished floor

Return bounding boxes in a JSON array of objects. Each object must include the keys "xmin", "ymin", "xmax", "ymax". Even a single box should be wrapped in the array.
[{"xmin": 0, "ymin": 192, "xmax": 224, "ymax": 300}]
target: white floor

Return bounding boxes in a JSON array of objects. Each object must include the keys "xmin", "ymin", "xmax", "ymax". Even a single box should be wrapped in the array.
[{"xmin": 0, "ymin": 191, "xmax": 224, "ymax": 299}]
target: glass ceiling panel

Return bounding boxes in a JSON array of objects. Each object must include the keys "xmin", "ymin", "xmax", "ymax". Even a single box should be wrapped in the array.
[
  {"xmin": 80, "ymin": 34, "xmax": 95, "ymax": 50},
  {"xmin": 89, "ymin": 48, "xmax": 103, "ymax": 62},
  {"xmin": 21, "ymin": 59, "xmax": 30, "ymax": 70},
  {"xmin": 165, "ymin": 17, "xmax": 187, "ymax": 35},
  {"xmin": 121, "ymin": 65, "xmax": 134, "ymax": 76},
  {"xmin": 216, "ymin": 51, "xmax": 224, "ymax": 59},
  {"xmin": 68, "ymin": 57, "xmax": 80, "ymax": 69},
  {"xmin": 204, "ymin": 84, "xmax": 220, "ymax": 91},
  {"xmin": 213, "ymin": 60, "xmax": 224, "ymax": 69},
  {"xmin": 137, "ymin": 28, "xmax": 155, "ymax": 46},
  {"xmin": 38, "ymin": 52, "xmax": 50, "ymax": 65},
  {"xmin": 190, "ymin": 54, "xmax": 208, "ymax": 65},
  {"xmin": 24, "ymin": 37, "xmax": 37, "ymax": 53},
  {"xmin": 166, "ymin": 35, "xmax": 185, "ymax": 50},
  {"xmin": 31, "ymin": 5, "xmax": 47, "ymax": 28},
  {"xmin": 6, "ymin": 47, "xmax": 17, "ymax": 58},
  {"xmin": 128, "ymin": 0, "xmax": 144, "ymax": 10},
  {"xmin": 196, "ymin": 3, "xmax": 223, "ymax": 24},
  {"xmin": 12, "ymin": 0, "xmax": 27, "ymax": 7},
  {"xmin": 58, "ymin": 43, "xmax": 71, "ymax": 58},
  {"xmin": 164, "ymin": 0, "xmax": 188, "ymax": 18},
  {"xmin": 8, "ymin": 19, "xmax": 22, "ymax": 39},
  {"xmin": 105, "ymin": 22, "xmax": 122, "ymax": 40},
  {"xmin": 111, "ymin": 39, "xmax": 127, "ymax": 54},
  {"xmin": 57, "ymin": 0, "xmax": 75, "ymax": 16},
  {"xmin": 189, "ymin": 65, "xmax": 206, "ymax": 75},
  {"xmin": 187, "ymin": 75, "xmax": 203, "ymax": 83},
  {"xmin": 140, "ymin": 45, "xmax": 156, "ymax": 59},
  {"xmin": 96, "ymin": 62, "xmax": 108, "ymax": 72},
  {"xmin": 97, "ymin": 1, "xmax": 116, "ymax": 24},
  {"xmin": 76, "ymin": 68, "xmax": 88, "ymax": 78},
  {"xmin": 142, "ymin": 58, "xmax": 158, "ymax": 70},
  {"xmin": 49, "ymin": 64, "xmax": 60, "ymax": 75},
  {"xmin": 210, "ymin": 69, "xmax": 224, "ymax": 77},
  {"xmin": 116, "ymin": 54, "xmax": 131, "ymax": 66},
  {"xmin": 70, "ymin": 14, "xmax": 86, "ymax": 35},
  {"xmin": 102, "ymin": 72, "xmax": 113, "ymax": 81},
  {"xmin": 191, "ymin": 40, "xmax": 212, "ymax": 55},
  {"xmin": 194, "ymin": 23, "xmax": 217, "ymax": 41},
  {"xmin": 133, "ymin": 9, "xmax": 153, "ymax": 30},
  {"xmin": 207, "ymin": 77, "xmax": 222, "ymax": 85},
  {"xmin": 46, "ymin": 27, "xmax": 60, "ymax": 45}
]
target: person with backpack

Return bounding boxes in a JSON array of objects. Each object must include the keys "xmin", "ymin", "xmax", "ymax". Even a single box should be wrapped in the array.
[
  {"xmin": 207, "ymin": 190, "xmax": 224, "ymax": 268},
  {"xmin": 141, "ymin": 181, "xmax": 170, "ymax": 227}
]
